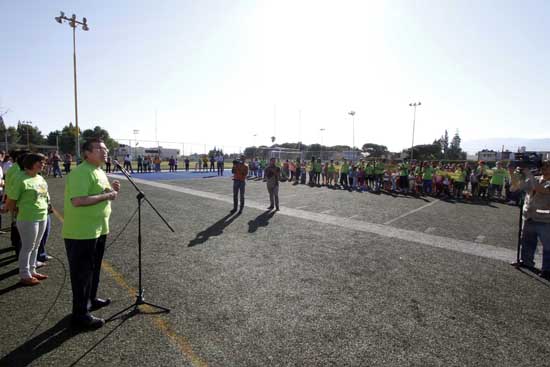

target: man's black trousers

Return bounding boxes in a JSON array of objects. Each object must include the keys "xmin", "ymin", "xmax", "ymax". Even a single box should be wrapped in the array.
[{"xmin": 65, "ymin": 235, "xmax": 107, "ymax": 317}]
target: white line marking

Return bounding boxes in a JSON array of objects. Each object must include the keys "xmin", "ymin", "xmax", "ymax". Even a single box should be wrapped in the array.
[
  {"xmin": 475, "ymin": 235, "xmax": 486, "ymax": 243},
  {"xmin": 383, "ymin": 200, "xmax": 440, "ymax": 225},
  {"xmin": 349, "ymin": 214, "xmax": 361, "ymax": 219},
  {"xmin": 295, "ymin": 205, "xmax": 309, "ymax": 209},
  {"xmin": 424, "ymin": 227, "xmax": 436, "ymax": 234},
  {"xmin": 320, "ymin": 209, "xmax": 333, "ymax": 214},
  {"xmin": 114, "ymin": 177, "xmax": 517, "ymax": 263}
]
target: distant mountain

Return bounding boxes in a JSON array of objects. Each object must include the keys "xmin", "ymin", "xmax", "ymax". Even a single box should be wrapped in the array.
[{"xmin": 462, "ymin": 138, "xmax": 550, "ymax": 153}]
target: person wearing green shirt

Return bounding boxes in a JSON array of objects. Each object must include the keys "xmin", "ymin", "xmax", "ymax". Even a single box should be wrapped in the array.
[
  {"xmin": 5, "ymin": 153, "xmax": 49, "ymax": 286},
  {"xmin": 327, "ymin": 160, "xmax": 336, "ymax": 186},
  {"xmin": 489, "ymin": 161, "xmax": 509, "ymax": 200},
  {"xmin": 374, "ymin": 160, "xmax": 385, "ymax": 192},
  {"xmin": 422, "ymin": 161, "xmax": 434, "ymax": 194},
  {"xmin": 4, "ymin": 151, "xmax": 29, "ymax": 256},
  {"xmin": 453, "ymin": 165, "xmax": 467, "ymax": 199},
  {"xmin": 339, "ymin": 159, "xmax": 349, "ymax": 188},
  {"xmin": 63, "ymin": 138, "xmax": 121, "ymax": 330},
  {"xmin": 399, "ymin": 161, "xmax": 409, "ymax": 193}
]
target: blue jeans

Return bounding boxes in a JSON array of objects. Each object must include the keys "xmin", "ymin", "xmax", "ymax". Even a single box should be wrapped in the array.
[
  {"xmin": 423, "ymin": 179, "xmax": 432, "ymax": 194},
  {"xmin": 521, "ymin": 219, "xmax": 550, "ymax": 272},
  {"xmin": 233, "ymin": 180, "xmax": 246, "ymax": 210}
]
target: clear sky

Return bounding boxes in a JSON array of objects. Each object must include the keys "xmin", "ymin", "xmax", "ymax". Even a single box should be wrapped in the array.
[{"xmin": 1, "ymin": 0, "xmax": 549, "ymax": 154}]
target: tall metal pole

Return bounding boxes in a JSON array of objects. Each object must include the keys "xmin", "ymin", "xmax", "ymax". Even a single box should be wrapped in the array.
[
  {"xmin": 320, "ymin": 128, "xmax": 325, "ymax": 161},
  {"xmin": 56, "ymin": 12, "xmax": 89, "ymax": 160},
  {"xmin": 72, "ymin": 26, "xmax": 80, "ymax": 160},
  {"xmin": 409, "ymin": 102, "xmax": 421, "ymax": 161},
  {"xmin": 348, "ymin": 111, "xmax": 356, "ymax": 160},
  {"xmin": 56, "ymin": 133, "xmax": 59, "ymax": 151}
]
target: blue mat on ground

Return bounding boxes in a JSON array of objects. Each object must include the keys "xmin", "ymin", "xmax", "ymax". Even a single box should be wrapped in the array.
[{"xmin": 109, "ymin": 169, "xmax": 232, "ymax": 181}]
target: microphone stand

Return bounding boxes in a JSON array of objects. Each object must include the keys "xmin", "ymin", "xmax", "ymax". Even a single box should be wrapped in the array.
[{"xmin": 108, "ymin": 161, "xmax": 174, "ymax": 320}]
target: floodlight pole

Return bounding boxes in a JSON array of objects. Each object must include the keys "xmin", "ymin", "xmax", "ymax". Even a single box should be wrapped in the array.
[
  {"xmin": 72, "ymin": 25, "xmax": 80, "ymax": 159},
  {"xmin": 55, "ymin": 12, "xmax": 89, "ymax": 161},
  {"xmin": 320, "ymin": 128, "xmax": 325, "ymax": 161},
  {"xmin": 409, "ymin": 102, "xmax": 421, "ymax": 161},
  {"xmin": 348, "ymin": 111, "xmax": 356, "ymax": 160}
]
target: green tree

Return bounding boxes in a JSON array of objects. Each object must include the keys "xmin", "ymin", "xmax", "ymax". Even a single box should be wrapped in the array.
[
  {"xmin": 16, "ymin": 121, "xmax": 45, "ymax": 146},
  {"xmin": 409, "ymin": 143, "xmax": 443, "ymax": 161},
  {"xmin": 81, "ymin": 126, "xmax": 119, "ymax": 152},
  {"xmin": 447, "ymin": 130, "xmax": 466, "ymax": 160},
  {"xmin": 440, "ymin": 129, "xmax": 449, "ymax": 158},
  {"xmin": 362, "ymin": 143, "xmax": 389, "ymax": 157}
]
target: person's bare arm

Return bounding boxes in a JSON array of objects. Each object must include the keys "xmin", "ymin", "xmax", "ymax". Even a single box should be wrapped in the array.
[{"xmin": 71, "ymin": 190, "xmax": 117, "ymax": 207}]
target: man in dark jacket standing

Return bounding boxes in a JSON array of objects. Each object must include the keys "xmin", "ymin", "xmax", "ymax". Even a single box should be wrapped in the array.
[{"xmin": 265, "ymin": 158, "xmax": 281, "ymax": 211}]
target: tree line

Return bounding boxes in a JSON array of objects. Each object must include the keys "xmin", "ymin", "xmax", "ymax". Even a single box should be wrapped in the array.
[
  {"xmin": 0, "ymin": 119, "xmax": 118, "ymax": 154},
  {"xmin": 243, "ymin": 130, "xmax": 466, "ymax": 161}
]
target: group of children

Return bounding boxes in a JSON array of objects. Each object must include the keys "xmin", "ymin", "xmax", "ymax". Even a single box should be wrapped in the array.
[{"xmin": 246, "ymin": 157, "xmax": 518, "ymax": 203}]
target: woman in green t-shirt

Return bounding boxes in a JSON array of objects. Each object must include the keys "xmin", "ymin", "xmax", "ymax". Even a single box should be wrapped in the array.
[{"xmin": 6, "ymin": 153, "xmax": 49, "ymax": 286}]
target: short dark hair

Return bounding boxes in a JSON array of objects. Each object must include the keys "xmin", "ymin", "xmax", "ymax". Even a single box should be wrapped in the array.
[
  {"xmin": 82, "ymin": 138, "xmax": 105, "ymax": 153},
  {"xmin": 22, "ymin": 153, "xmax": 46, "ymax": 170}
]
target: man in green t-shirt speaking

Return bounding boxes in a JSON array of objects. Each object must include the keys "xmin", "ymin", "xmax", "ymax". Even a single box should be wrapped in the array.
[{"xmin": 63, "ymin": 138, "xmax": 120, "ymax": 330}]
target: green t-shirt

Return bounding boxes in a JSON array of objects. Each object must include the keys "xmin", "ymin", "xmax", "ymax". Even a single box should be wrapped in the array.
[
  {"xmin": 327, "ymin": 164, "xmax": 335, "ymax": 173},
  {"xmin": 490, "ymin": 168, "xmax": 508, "ymax": 186},
  {"xmin": 340, "ymin": 163, "xmax": 349, "ymax": 174},
  {"xmin": 62, "ymin": 161, "xmax": 112, "ymax": 240},
  {"xmin": 399, "ymin": 164, "xmax": 409, "ymax": 176},
  {"xmin": 454, "ymin": 169, "xmax": 466, "ymax": 183},
  {"xmin": 8, "ymin": 173, "xmax": 49, "ymax": 222},
  {"xmin": 422, "ymin": 166, "xmax": 434, "ymax": 180},
  {"xmin": 365, "ymin": 165, "xmax": 374, "ymax": 175},
  {"xmin": 374, "ymin": 162, "xmax": 385, "ymax": 175},
  {"xmin": 5, "ymin": 165, "xmax": 24, "ymax": 198}
]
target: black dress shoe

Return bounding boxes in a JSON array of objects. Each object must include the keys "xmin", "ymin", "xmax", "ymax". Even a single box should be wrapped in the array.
[
  {"xmin": 90, "ymin": 298, "xmax": 112, "ymax": 311},
  {"xmin": 71, "ymin": 314, "xmax": 105, "ymax": 330}
]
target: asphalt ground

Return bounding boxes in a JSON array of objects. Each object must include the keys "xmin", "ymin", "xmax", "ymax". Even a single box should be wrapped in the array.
[{"xmin": 1, "ymin": 173, "xmax": 549, "ymax": 367}]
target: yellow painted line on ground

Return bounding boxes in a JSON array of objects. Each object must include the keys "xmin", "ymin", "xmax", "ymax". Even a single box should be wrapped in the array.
[{"xmin": 101, "ymin": 260, "xmax": 208, "ymax": 367}]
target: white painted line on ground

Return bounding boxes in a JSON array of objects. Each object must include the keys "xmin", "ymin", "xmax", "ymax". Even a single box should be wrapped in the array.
[
  {"xmin": 349, "ymin": 214, "xmax": 361, "ymax": 219},
  {"xmin": 475, "ymin": 235, "xmax": 486, "ymax": 243},
  {"xmin": 116, "ymin": 176, "xmax": 517, "ymax": 264},
  {"xmin": 424, "ymin": 227, "xmax": 436, "ymax": 234},
  {"xmin": 295, "ymin": 205, "xmax": 309, "ymax": 209},
  {"xmin": 383, "ymin": 199, "xmax": 440, "ymax": 225},
  {"xmin": 321, "ymin": 209, "xmax": 333, "ymax": 214}
]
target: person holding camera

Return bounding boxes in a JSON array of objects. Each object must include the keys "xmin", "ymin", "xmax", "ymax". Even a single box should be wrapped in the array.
[{"xmin": 511, "ymin": 160, "xmax": 550, "ymax": 280}]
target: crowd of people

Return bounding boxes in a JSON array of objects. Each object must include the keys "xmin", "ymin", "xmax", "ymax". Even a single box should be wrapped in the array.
[
  {"xmin": 0, "ymin": 145, "xmax": 548, "ymax": 333},
  {"xmin": 243, "ymin": 157, "xmax": 523, "ymax": 204}
]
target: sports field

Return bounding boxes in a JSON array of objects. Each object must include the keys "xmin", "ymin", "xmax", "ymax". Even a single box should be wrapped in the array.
[{"xmin": 1, "ymin": 172, "xmax": 549, "ymax": 366}]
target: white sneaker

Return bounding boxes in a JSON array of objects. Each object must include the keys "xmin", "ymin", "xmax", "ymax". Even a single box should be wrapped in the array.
[{"xmin": 36, "ymin": 261, "xmax": 47, "ymax": 268}]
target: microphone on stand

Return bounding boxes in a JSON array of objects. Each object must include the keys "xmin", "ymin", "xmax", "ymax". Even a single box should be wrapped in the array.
[{"xmin": 113, "ymin": 159, "xmax": 123, "ymax": 170}]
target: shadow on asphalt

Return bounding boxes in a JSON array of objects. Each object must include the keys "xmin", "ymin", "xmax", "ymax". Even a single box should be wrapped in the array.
[
  {"xmin": 248, "ymin": 210, "xmax": 276, "ymax": 233},
  {"xmin": 0, "ymin": 247, "xmax": 14, "ymax": 255},
  {"xmin": 0, "ymin": 313, "xmax": 135, "ymax": 367},
  {"xmin": 0, "ymin": 282, "xmax": 23, "ymax": 296},
  {"xmin": 0, "ymin": 315, "xmax": 79, "ymax": 366},
  {"xmin": 0, "ymin": 254, "xmax": 17, "ymax": 267},
  {"xmin": 0, "ymin": 268, "xmax": 18, "ymax": 282},
  {"xmin": 188, "ymin": 213, "xmax": 240, "ymax": 247}
]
